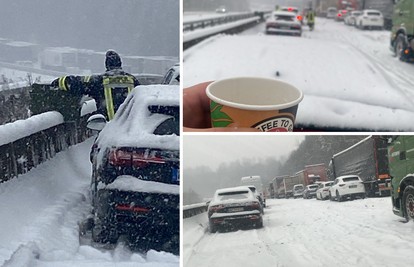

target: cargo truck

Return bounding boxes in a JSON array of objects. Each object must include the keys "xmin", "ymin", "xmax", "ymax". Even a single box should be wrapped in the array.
[
  {"xmin": 329, "ymin": 136, "xmax": 390, "ymax": 197},
  {"xmin": 283, "ymin": 174, "xmax": 304, "ymax": 199},
  {"xmin": 390, "ymin": 0, "xmax": 414, "ymax": 61},
  {"xmin": 382, "ymin": 135, "xmax": 414, "ymax": 222},
  {"xmin": 272, "ymin": 175, "xmax": 288, "ymax": 199}
]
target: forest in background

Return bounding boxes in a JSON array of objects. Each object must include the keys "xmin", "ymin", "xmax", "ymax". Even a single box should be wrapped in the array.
[{"xmin": 183, "ymin": 135, "xmax": 368, "ymax": 205}]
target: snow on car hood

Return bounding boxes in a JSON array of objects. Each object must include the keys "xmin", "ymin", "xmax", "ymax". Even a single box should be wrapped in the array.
[
  {"xmin": 101, "ymin": 175, "xmax": 179, "ymax": 195},
  {"xmin": 96, "ymin": 84, "xmax": 179, "ymax": 151}
]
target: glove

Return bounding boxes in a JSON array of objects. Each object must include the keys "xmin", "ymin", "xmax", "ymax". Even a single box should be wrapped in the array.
[{"xmin": 51, "ymin": 78, "xmax": 59, "ymax": 88}]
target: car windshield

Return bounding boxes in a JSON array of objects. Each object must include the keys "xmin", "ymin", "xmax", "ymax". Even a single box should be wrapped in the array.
[
  {"xmin": 183, "ymin": 0, "xmax": 410, "ymax": 131},
  {"xmin": 343, "ymin": 177, "xmax": 360, "ymax": 182}
]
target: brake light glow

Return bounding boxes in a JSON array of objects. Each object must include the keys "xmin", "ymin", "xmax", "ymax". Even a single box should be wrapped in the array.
[
  {"xmin": 116, "ymin": 205, "xmax": 150, "ymax": 212},
  {"xmin": 288, "ymin": 7, "xmax": 293, "ymax": 11},
  {"xmin": 109, "ymin": 149, "xmax": 166, "ymax": 167},
  {"xmin": 210, "ymin": 205, "xmax": 225, "ymax": 212},
  {"xmin": 342, "ymin": 10, "xmax": 347, "ymax": 13},
  {"xmin": 405, "ymin": 49, "xmax": 409, "ymax": 54},
  {"xmin": 338, "ymin": 14, "xmax": 342, "ymax": 17},
  {"xmin": 297, "ymin": 16, "xmax": 302, "ymax": 20}
]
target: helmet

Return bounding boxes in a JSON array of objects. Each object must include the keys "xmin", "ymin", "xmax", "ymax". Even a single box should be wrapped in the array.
[{"xmin": 105, "ymin": 50, "xmax": 122, "ymax": 70}]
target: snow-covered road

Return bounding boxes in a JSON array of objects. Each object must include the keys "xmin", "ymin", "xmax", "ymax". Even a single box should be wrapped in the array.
[
  {"xmin": 0, "ymin": 139, "xmax": 179, "ymax": 267},
  {"xmin": 183, "ymin": 18, "xmax": 414, "ymax": 131},
  {"xmin": 184, "ymin": 197, "xmax": 414, "ymax": 267}
]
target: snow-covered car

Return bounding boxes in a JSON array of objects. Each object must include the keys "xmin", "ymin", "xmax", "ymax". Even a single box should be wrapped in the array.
[
  {"xmin": 161, "ymin": 63, "xmax": 180, "ymax": 85},
  {"xmin": 327, "ymin": 7, "xmax": 337, "ymax": 19},
  {"xmin": 208, "ymin": 186, "xmax": 263, "ymax": 233},
  {"xmin": 303, "ymin": 184, "xmax": 319, "ymax": 199},
  {"xmin": 246, "ymin": 185, "xmax": 264, "ymax": 213},
  {"xmin": 316, "ymin": 181, "xmax": 334, "ymax": 200},
  {"xmin": 293, "ymin": 184, "xmax": 304, "ymax": 199},
  {"xmin": 216, "ymin": 6, "xmax": 227, "ymax": 13},
  {"xmin": 265, "ymin": 11, "xmax": 302, "ymax": 37},
  {"xmin": 344, "ymin": 11, "xmax": 362, "ymax": 25},
  {"xmin": 88, "ymin": 84, "xmax": 179, "ymax": 253},
  {"xmin": 356, "ymin": 9, "xmax": 384, "ymax": 30},
  {"xmin": 329, "ymin": 175, "xmax": 366, "ymax": 202}
]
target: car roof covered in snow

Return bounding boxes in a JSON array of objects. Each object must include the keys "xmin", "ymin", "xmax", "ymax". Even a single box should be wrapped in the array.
[
  {"xmin": 96, "ymin": 84, "xmax": 179, "ymax": 151},
  {"xmin": 271, "ymin": 11, "xmax": 296, "ymax": 16}
]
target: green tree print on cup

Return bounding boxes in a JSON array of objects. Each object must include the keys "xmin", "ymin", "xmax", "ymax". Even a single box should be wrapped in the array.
[{"xmin": 211, "ymin": 101, "xmax": 234, "ymax": 127}]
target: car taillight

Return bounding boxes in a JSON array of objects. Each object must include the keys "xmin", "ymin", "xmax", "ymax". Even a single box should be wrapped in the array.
[
  {"xmin": 379, "ymin": 184, "xmax": 385, "ymax": 188},
  {"xmin": 342, "ymin": 10, "xmax": 347, "ymax": 13},
  {"xmin": 250, "ymin": 217, "xmax": 260, "ymax": 220},
  {"xmin": 288, "ymin": 7, "xmax": 293, "ymax": 11},
  {"xmin": 292, "ymin": 24, "xmax": 301, "ymax": 29},
  {"xmin": 263, "ymin": 190, "xmax": 265, "ymax": 198},
  {"xmin": 338, "ymin": 14, "xmax": 342, "ymax": 17},
  {"xmin": 109, "ymin": 149, "xmax": 166, "ymax": 167},
  {"xmin": 339, "ymin": 184, "xmax": 346, "ymax": 187},
  {"xmin": 116, "ymin": 204, "xmax": 150, "ymax": 213},
  {"xmin": 323, "ymin": 188, "xmax": 329, "ymax": 191},
  {"xmin": 210, "ymin": 205, "xmax": 225, "ymax": 212},
  {"xmin": 297, "ymin": 16, "xmax": 302, "ymax": 20},
  {"xmin": 246, "ymin": 202, "xmax": 260, "ymax": 208}
]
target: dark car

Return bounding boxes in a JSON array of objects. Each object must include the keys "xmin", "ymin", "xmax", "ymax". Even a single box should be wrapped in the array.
[
  {"xmin": 88, "ymin": 84, "xmax": 179, "ymax": 253},
  {"xmin": 303, "ymin": 184, "xmax": 320, "ymax": 199},
  {"xmin": 208, "ymin": 186, "xmax": 263, "ymax": 233}
]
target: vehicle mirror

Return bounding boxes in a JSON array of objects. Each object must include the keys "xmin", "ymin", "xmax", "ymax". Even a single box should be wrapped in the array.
[{"xmin": 87, "ymin": 114, "xmax": 107, "ymax": 131}]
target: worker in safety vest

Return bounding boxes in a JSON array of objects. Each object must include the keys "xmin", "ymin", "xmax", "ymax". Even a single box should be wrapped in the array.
[
  {"xmin": 306, "ymin": 7, "xmax": 315, "ymax": 30},
  {"xmin": 51, "ymin": 50, "xmax": 141, "ymax": 120},
  {"xmin": 275, "ymin": 5, "xmax": 281, "ymax": 11}
]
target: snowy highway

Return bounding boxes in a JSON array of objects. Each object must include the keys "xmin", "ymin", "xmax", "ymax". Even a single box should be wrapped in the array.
[
  {"xmin": 0, "ymin": 139, "xmax": 179, "ymax": 267},
  {"xmin": 183, "ymin": 17, "xmax": 414, "ymax": 131},
  {"xmin": 184, "ymin": 197, "xmax": 414, "ymax": 267}
]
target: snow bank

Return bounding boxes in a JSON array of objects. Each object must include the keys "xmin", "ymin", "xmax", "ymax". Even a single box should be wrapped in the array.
[
  {"xmin": 0, "ymin": 111, "xmax": 64, "ymax": 146},
  {"xmin": 104, "ymin": 175, "xmax": 179, "ymax": 195}
]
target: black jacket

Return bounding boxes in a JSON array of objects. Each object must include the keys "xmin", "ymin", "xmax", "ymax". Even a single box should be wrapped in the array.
[{"xmin": 53, "ymin": 68, "xmax": 140, "ymax": 120}]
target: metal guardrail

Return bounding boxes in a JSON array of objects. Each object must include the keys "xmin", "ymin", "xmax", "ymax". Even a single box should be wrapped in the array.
[
  {"xmin": 183, "ymin": 12, "xmax": 256, "ymax": 32},
  {"xmin": 183, "ymin": 203, "xmax": 208, "ymax": 219}
]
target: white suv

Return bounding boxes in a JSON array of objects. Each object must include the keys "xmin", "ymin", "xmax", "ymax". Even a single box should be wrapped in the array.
[{"xmin": 329, "ymin": 175, "xmax": 366, "ymax": 202}]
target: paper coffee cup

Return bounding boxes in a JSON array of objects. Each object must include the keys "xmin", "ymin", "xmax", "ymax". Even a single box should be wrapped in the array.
[{"xmin": 206, "ymin": 77, "xmax": 303, "ymax": 132}]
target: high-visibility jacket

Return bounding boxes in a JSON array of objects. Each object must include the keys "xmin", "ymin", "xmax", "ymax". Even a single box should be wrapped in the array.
[
  {"xmin": 307, "ymin": 11, "xmax": 315, "ymax": 23},
  {"xmin": 54, "ymin": 68, "xmax": 140, "ymax": 120}
]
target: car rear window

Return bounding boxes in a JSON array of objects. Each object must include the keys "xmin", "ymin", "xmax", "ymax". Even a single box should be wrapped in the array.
[
  {"xmin": 309, "ymin": 185, "xmax": 319, "ymax": 189},
  {"xmin": 353, "ymin": 12, "xmax": 361, "ymax": 16},
  {"xmin": 218, "ymin": 190, "xmax": 249, "ymax": 200},
  {"xmin": 149, "ymin": 105, "xmax": 179, "ymax": 136},
  {"xmin": 367, "ymin": 12, "xmax": 380, "ymax": 16},
  {"xmin": 275, "ymin": 15, "xmax": 295, "ymax": 21},
  {"xmin": 343, "ymin": 177, "xmax": 360, "ymax": 182},
  {"xmin": 325, "ymin": 182, "xmax": 333, "ymax": 187}
]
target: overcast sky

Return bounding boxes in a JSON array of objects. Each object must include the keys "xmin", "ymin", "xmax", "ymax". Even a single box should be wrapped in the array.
[{"xmin": 183, "ymin": 135, "xmax": 305, "ymax": 171}]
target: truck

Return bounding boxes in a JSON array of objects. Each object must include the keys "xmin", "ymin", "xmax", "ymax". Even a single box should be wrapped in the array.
[
  {"xmin": 329, "ymin": 135, "xmax": 390, "ymax": 197},
  {"xmin": 337, "ymin": 0, "xmax": 358, "ymax": 10},
  {"xmin": 283, "ymin": 174, "xmax": 304, "ymax": 199},
  {"xmin": 272, "ymin": 175, "xmax": 288, "ymax": 199},
  {"xmin": 304, "ymin": 164, "xmax": 327, "ymax": 184},
  {"xmin": 315, "ymin": 0, "xmax": 338, "ymax": 17},
  {"xmin": 383, "ymin": 135, "xmax": 414, "ymax": 221},
  {"xmin": 241, "ymin": 175, "xmax": 266, "ymax": 207},
  {"xmin": 390, "ymin": 0, "xmax": 414, "ymax": 61}
]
